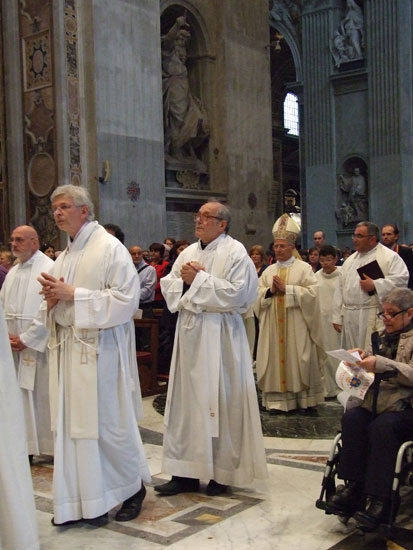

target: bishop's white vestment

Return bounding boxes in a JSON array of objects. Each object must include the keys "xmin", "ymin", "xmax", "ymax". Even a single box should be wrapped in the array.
[
  {"xmin": 315, "ymin": 268, "xmax": 341, "ymax": 398},
  {"xmin": 160, "ymin": 234, "xmax": 268, "ymax": 486},
  {"xmin": 255, "ymin": 257, "xmax": 324, "ymax": 411},
  {"xmin": 0, "ymin": 249, "xmax": 54, "ymax": 455},
  {"xmin": 0, "ymin": 302, "xmax": 39, "ymax": 550},
  {"xmin": 44, "ymin": 222, "xmax": 150, "ymax": 523},
  {"xmin": 333, "ymin": 243, "xmax": 409, "ymax": 349}
]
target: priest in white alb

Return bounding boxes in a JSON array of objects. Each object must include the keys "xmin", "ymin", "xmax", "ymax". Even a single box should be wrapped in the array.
[
  {"xmin": 37, "ymin": 185, "xmax": 150, "ymax": 526},
  {"xmin": 155, "ymin": 201, "xmax": 267, "ymax": 497},
  {"xmin": 255, "ymin": 213, "xmax": 324, "ymax": 414},
  {"xmin": 333, "ymin": 221, "xmax": 409, "ymax": 349},
  {"xmin": 0, "ymin": 225, "xmax": 54, "ymax": 458},
  {"xmin": 0, "ymin": 301, "xmax": 39, "ymax": 550}
]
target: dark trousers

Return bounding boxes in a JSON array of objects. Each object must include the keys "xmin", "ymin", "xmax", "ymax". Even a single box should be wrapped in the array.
[{"xmin": 338, "ymin": 406, "xmax": 413, "ymax": 498}]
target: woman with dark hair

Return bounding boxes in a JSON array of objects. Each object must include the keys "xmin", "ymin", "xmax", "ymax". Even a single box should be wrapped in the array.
[
  {"xmin": 308, "ymin": 246, "xmax": 321, "ymax": 272},
  {"xmin": 167, "ymin": 240, "xmax": 190, "ymax": 268},
  {"xmin": 149, "ymin": 242, "xmax": 169, "ymax": 308},
  {"xmin": 40, "ymin": 243, "xmax": 55, "ymax": 260}
]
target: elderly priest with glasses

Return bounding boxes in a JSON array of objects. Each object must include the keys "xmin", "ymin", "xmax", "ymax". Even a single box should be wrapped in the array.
[
  {"xmin": 155, "ymin": 201, "xmax": 267, "ymax": 497},
  {"xmin": 333, "ymin": 221, "xmax": 409, "ymax": 350},
  {"xmin": 37, "ymin": 185, "xmax": 150, "ymax": 526}
]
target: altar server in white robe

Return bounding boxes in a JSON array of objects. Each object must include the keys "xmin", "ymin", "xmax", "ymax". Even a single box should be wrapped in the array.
[
  {"xmin": 255, "ymin": 213, "xmax": 324, "ymax": 413},
  {"xmin": 0, "ymin": 301, "xmax": 39, "ymax": 550},
  {"xmin": 333, "ymin": 221, "xmax": 409, "ymax": 349},
  {"xmin": 315, "ymin": 245, "xmax": 341, "ymax": 398},
  {"xmin": 155, "ymin": 201, "xmax": 267, "ymax": 497},
  {"xmin": 37, "ymin": 185, "xmax": 150, "ymax": 526},
  {"xmin": 0, "ymin": 225, "xmax": 54, "ymax": 457}
]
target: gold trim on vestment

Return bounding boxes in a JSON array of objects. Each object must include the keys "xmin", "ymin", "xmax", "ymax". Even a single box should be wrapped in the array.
[{"xmin": 274, "ymin": 267, "xmax": 288, "ymax": 391}]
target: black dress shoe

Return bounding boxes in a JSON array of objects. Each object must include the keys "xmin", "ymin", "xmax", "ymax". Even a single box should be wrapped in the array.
[
  {"xmin": 83, "ymin": 513, "xmax": 109, "ymax": 526},
  {"xmin": 354, "ymin": 497, "xmax": 390, "ymax": 531},
  {"xmin": 268, "ymin": 408, "xmax": 289, "ymax": 416},
  {"xmin": 51, "ymin": 517, "xmax": 82, "ymax": 526},
  {"xmin": 206, "ymin": 480, "xmax": 228, "ymax": 496},
  {"xmin": 326, "ymin": 481, "xmax": 363, "ymax": 516},
  {"xmin": 115, "ymin": 485, "xmax": 146, "ymax": 522},
  {"xmin": 154, "ymin": 476, "xmax": 200, "ymax": 496}
]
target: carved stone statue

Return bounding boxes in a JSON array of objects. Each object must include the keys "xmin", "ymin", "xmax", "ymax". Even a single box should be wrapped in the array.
[
  {"xmin": 339, "ymin": 167, "xmax": 368, "ymax": 222},
  {"xmin": 330, "ymin": 0, "xmax": 364, "ymax": 68},
  {"xmin": 269, "ymin": 0, "xmax": 301, "ymax": 40},
  {"xmin": 161, "ymin": 15, "xmax": 209, "ymax": 172}
]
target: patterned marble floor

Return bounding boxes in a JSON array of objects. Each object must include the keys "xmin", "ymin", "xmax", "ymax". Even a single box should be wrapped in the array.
[{"xmin": 33, "ymin": 397, "xmax": 413, "ymax": 550}]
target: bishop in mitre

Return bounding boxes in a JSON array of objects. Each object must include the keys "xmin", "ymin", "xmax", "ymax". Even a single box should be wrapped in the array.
[{"xmin": 254, "ymin": 213, "xmax": 324, "ymax": 414}]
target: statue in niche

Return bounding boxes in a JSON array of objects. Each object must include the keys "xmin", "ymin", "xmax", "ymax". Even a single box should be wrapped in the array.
[
  {"xmin": 161, "ymin": 14, "xmax": 209, "ymax": 173},
  {"xmin": 283, "ymin": 188, "xmax": 301, "ymax": 228},
  {"xmin": 330, "ymin": 0, "xmax": 364, "ymax": 68},
  {"xmin": 339, "ymin": 166, "xmax": 368, "ymax": 222},
  {"xmin": 269, "ymin": 0, "xmax": 301, "ymax": 40},
  {"xmin": 336, "ymin": 202, "xmax": 355, "ymax": 227}
]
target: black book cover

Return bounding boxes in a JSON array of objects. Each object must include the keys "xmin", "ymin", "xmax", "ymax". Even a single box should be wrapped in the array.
[{"xmin": 357, "ymin": 260, "xmax": 384, "ymax": 296}]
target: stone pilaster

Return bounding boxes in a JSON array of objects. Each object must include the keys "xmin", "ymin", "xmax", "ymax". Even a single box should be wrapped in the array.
[
  {"xmin": 301, "ymin": 2, "xmax": 337, "ymax": 246},
  {"xmin": 366, "ymin": 0, "xmax": 413, "ymax": 241}
]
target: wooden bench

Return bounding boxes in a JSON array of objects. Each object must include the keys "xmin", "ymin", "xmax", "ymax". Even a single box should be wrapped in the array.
[{"xmin": 135, "ymin": 318, "xmax": 159, "ymax": 397}]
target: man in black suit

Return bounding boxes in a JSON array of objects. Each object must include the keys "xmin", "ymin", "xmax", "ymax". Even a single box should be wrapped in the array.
[{"xmin": 381, "ymin": 224, "xmax": 413, "ymax": 289}]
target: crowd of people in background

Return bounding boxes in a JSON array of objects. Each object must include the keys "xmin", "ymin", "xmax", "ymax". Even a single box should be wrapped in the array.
[{"xmin": 3, "ymin": 201, "xmax": 413, "ymax": 545}]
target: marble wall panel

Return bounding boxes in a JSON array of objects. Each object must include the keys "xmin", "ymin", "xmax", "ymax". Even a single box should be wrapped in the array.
[
  {"xmin": 218, "ymin": 1, "xmax": 274, "ymax": 248},
  {"xmin": 98, "ymin": 133, "xmax": 165, "ymax": 247},
  {"xmin": 91, "ymin": 0, "xmax": 165, "ymax": 246},
  {"xmin": 0, "ymin": 3, "xmax": 9, "ymax": 246}
]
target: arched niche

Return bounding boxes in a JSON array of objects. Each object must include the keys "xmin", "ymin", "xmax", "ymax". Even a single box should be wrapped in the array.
[
  {"xmin": 336, "ymin": 156, "xmax": 368, "ymax": 229},
  {"xmin": 160, "ymin": 2, "xmax": 211, "ymax": 186},
  {"xmin": 160, "ymin": 3, "xmax": 210, "ymax": 109}
]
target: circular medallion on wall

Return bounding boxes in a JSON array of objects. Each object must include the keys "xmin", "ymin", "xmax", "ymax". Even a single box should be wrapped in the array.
[{"xmin": 28, "ymin": 152, "xmax": 55, "ymax": 197}]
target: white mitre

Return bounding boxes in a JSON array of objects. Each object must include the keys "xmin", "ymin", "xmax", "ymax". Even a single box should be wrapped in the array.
[{"xmin": 272, "ymin": 213, "xmax": 301, "ymax": 244}]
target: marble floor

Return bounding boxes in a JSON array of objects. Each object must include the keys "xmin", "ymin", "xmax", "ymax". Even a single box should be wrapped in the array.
[{"xmin": 33, "ymin": 397, "xmax": 413, "ymax": 550}]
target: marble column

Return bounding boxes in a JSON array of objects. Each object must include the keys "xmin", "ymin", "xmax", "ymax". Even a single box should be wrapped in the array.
[
  {"xmin": 301, "ymin": 1, "xmax": 338, "ymax": 246},
  {"xmin": 365, "ymin": 0, "xmax": 413, "ymax": 242}
]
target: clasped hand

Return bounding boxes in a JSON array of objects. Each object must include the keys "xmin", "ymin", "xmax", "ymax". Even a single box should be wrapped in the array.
[
  {"xmin": 180, "ymin": 261, "xmax": 204, "ymax": 285},
  {"xmin": 38, "ymin": 271, "xmax": 75, "ymax": 308},
  {"xmin": 271, "ymin": 275, "xmax": 286, "ymax": 294}
]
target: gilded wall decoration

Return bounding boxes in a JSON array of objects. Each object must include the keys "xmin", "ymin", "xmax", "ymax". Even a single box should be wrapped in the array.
[
  {"xmin": 23, "ymin": 30, "xmax": 52, "ymax": 91},
  {"xmin": 64, "ymin": 0, "xmax": 82, "ymax": 184},
  {"xmin": 0, "ymin": 3, "xmax": 9, "ymax": 246},
  {"xmin": 19, "ymin": 0, "xmax": 57, "ymax": 245}
]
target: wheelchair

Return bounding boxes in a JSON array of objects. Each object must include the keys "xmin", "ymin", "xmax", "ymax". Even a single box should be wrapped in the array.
[{"xmin": 316, "ymin": 432, "xmax": 413, "ymax": 538}]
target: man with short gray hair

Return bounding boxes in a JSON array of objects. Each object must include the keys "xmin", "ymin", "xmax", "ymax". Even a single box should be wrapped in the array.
[
  {"xmin": 37, "ymin": 185, "xmax": 150, "ymax": 526},
  {"xmin": 333, "ymin": 221, "xmax": 409, "ymax": 349}
]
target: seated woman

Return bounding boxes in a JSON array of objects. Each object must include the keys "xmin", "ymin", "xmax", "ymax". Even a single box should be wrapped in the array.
[{"xmin": 327, "ymin": 287, "xmax": 413, "ymax": 531}]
